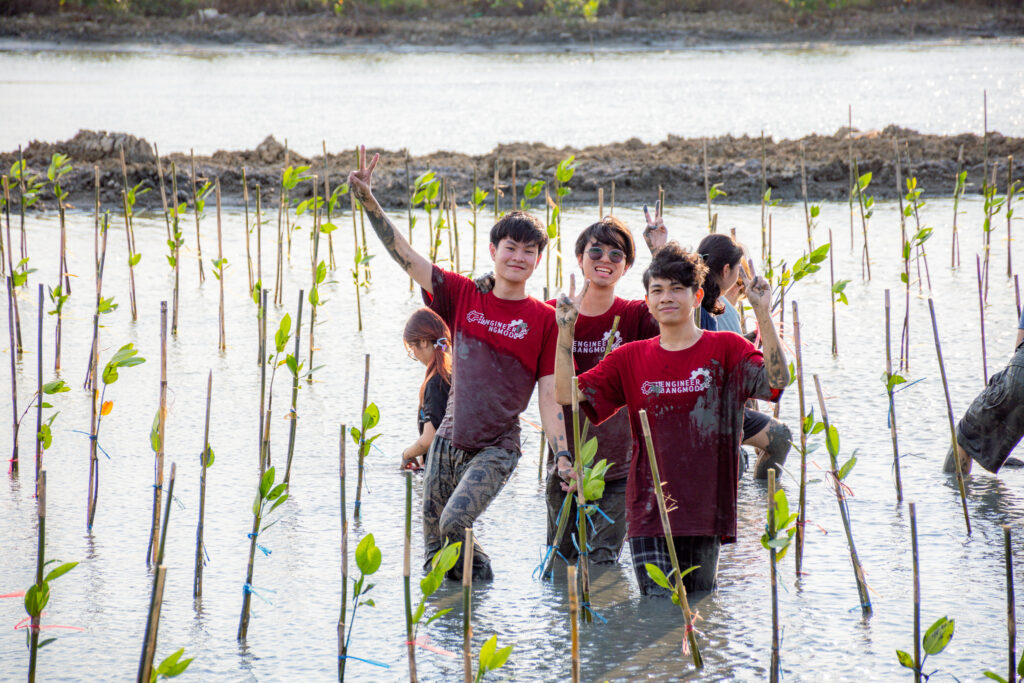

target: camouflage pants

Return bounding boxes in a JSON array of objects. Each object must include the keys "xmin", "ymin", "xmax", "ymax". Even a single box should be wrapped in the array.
[
  {"xmin": 423, "ymin": 436, "xmax": 519, "ymax": 581},
  {"xmin": 956, "ymin": 341, "xmax": 1024, "ymax": 473},
  {"xmin": 545, "ymin": 472, "xmax": 628, "ymax": 565}
]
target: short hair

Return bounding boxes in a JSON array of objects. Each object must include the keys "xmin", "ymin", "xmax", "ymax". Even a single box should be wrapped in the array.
[
  {"xmin": 489, "ymin": 211, "xmax": 548, "ymax": 251},
  {"xmin": 574, "ymin": 217, "xmax": 636, "ymax": 266},
  {"xmin": 642, "ymin": 241, "xmax": 708, "ymax": 293}
]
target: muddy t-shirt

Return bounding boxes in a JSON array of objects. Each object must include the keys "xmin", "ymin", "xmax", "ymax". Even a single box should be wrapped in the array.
[
  {"xmin": 424, "ymin": 265, "xmax": 557, "ymax": 453},
  {"xmin": 545, "ymin": 297, "xmax": 659, "ymax": 481},
  {"xmin": 577, "ymin": 332, "xmax": 781, "ymax": 541}
]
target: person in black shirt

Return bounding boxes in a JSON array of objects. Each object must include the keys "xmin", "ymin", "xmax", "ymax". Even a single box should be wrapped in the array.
[{"xmin": 401, "ymin": 307, "xmax": 452, "ymax": 470}]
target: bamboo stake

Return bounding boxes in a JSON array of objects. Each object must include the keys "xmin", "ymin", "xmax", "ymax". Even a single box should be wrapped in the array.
[
  {"xmin": 122, "ymin": 190, "xmax": 138, "ymax": 321},
  {"xmin": 83, "ymin": 215, "xmax": 110, "ymax": 391},
  {"xmin": 463, "ymin": 527, "xmax": 474, "ymax": 683},
  {"xmin": 793, "ymin": 301, "xmax": 807, "ymax": 575},
  {"xmin": 338, "ymin": 424, "xmax": 348, "ymax": 682},
  {"xmin": 568, "ymin": 564, "xmax": 580, "ymax": 683},
  {"xmin": 1003, "ymin": 524, "xmax": 1018, "ymax": 683},
  {"xmin": 768, "ymin": 468, "xmax": 780, "ymax": 683},
  {"xmin": 256, "ymin": 184, "xmax": 263, "ymax": 305},
  {"xmin": 538, "ymin": 430, "xmax": 546, "ymax": 481},
  {"xmin": 1008, "ymin": 156, "xmax": 1015, "ymax": 279},
  {"xmin": 638, "ymin": 409, "xmax": 703, "ymax": 667},
  {"xmin": 571, "ymin": 377, "xmax": 591, "ymax": 624},
  {"xmin": 244, "ymin": 168, "xmax": 253, "ymax": 293},
  {"xmin": 275, "ymin": 169, "xmax": 285, "ymax": 306},
  {"xmin": 194, "ymin": 371, "xmax": 212, "ymax": 599},
  {"xmin": 323, "ymin": 142, "xmax": 336, "ymax": 271},
  {"xmin": 895, "ymin": 143, "xmax": 911, "ymax": 371},
  {"xmin": 406, "ymin": 151, "xmax": 414, "ymax": 291},
  {"xmin": 191, "ymin": 150, "xmax": 205, "ymax": 284},
  {"xmin": 472, "ymin": 167, "xmax": 479, "ymax": 273},
  {"xmin": 404, "ymin": 471, "xmax": 418, "ymax": 683},
  {"xmin": 853, "ymin": 157, "xmax": 871, "ymax": 280},
  {"xmin": 34, "ymin": 284, "xmax": 42, "ymax": 494},
  {"xmin": 905, "ymin": 143, "xmax": 933, "ymax": 294},
  {"xmin": 86, "ymin": 313, "xmax": 99, "ymax": 528},
  {"xmin": 703, "ymin": 139, "xmax": 712, "ymax": 230},
  {"xmin": 17, "ymin": 146, "xmax": 27, "ymax": 261},
  {"xmin": 848, "ymin": 105, "xmax": 855, "ymax": 252},
  {"xmin": 54, "ymin": 201, "xmax": 67, "ymax": 370},
  {"xmin": 148, "ymin": 302, "xmax": 168, "ymax": 565},
  {"xmin": 216, "ymin": 179, "xmax": 226, "ymax": 351},
  {"xmin": 139, "ymin": 462, "xmax": 176, "ymax": 683},
  {"xmin": 2, "ymin": 175, "xmax": 10, "ymax": 279},
  {"xmin": 354, "ymin": 354, "xmax": 370, "ymax": 519},
  {"xmin": 952, "ymin": 145, "xmax": 964, "ymax": 269},
  {"xmin": 170, "ymin": 164, "xmax": 181, "ymax": 335},
  {"xmin": 6, "ymin": 277, "xmax": 18, "ymax": 474},
  {"xmin": 257, "ymin": 289, "xmax": 268, "ymax": 469},
  {"xmin": 284, "ymin": 289, "xmax": 304, "ymax": 486},
  {"xmin": 828, "ymin": 229, "xmax": 838, "ymax": 356},
  {"xmin": 927, "ymin": 298, "xmax": 971, "ymax": 534},
  {"xmin": 356, "ymin": 148, "xmax": 369, "ymax": 282},
  {"xmin": 452, "ymin": 192, "xmax": 461, "ymax": 274},
  {"xmin": 511, "ymin": 159, "xmax": 518, "ymax": 207},
  {"xmin": 493, "ymin": 159, "xmax": 499, "ymax": 222},
  {"xmin": 761, "ymin": 131, "xmax": 768, "ymax": 262},
  {"xmin": 800, "ymin": 142, "xmax": 813, "ymax": 253},
  {"xmin": 910, "ymin": 501, "xmax": 921, "ymax": 683},
  {"xmin": 2, "ymin": 177, "xmax": 21, "ymax": 356},
  {"xmin": 308, "ymin": 175, "xmax": 320, "ymax": 384},
  {"xmin": 885, "ymin": 290, "xmax": 904, "ymax": 503},
  {"xmin": 27, "ymin": 471, "xmax": 45, "ymax": 682},
  {"xmin": 610, "ymin": 180, "xmax": 615, "ymax": 215},
  {"xmin": 812, "ymin": 375, "xmax": 871, "ymax": 614},
  {"xmin": 978, "ymin": 255, "xmax": 988, "ymax": 384},
  {"xmin": 598, "ymin": 188, "xmax": 603, "ymax": 219},
  {"xmin": 155, "ymin": 144, "xmax": 172, "ymax": 243},
  {"xmin": 1016, "ymin": 274, "xmax": 1021, "ymax": 319}
]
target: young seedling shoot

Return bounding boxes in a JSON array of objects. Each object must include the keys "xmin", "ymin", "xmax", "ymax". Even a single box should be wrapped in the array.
[
  {"xmin": 412, "ymin": 170, "xmax": 440, "ymax": 262},
  {"xmin": 259, "ymin": 307, "xmax": 295, "ymax": 470},
  {"xmin": 469, "ymin": 178, "xmax": 489, "ymax": 274},
  {"xmin": 350, "ymin": 399, "xmax": 380, "ymax": 519},
  {"xmin": 212, "ymin": 179, "xmax": 227, "ymax": 351},
  {"xmin": 350, "ymin": 233, "xmax": 373, "ymax": 332},
  {"xmin": 474, "ymin": 635, "xmax": 513, "ymax": 683},
  {"xmin": 9, "ymin": 369, "xmax": 67, "ymax": 479},
  {"xmin": 883, "ymin": 290, "xmax": 906, "ymax": 502},
  {"xmin": 852, "ymin": 163, "xmax": 874, "ymax": 280},
  {"xmin": 237, "ymin": 465, "xmax": 289, "ymax": 641},
  {"xmin": 89, "ymin": 343, "xmax": 146, "ymax": 529},
  {"xmin": 827, "ymin": 230, "xmax": 850, "ymax": 356},
  {"xmin": 167, "ymin": 164, "xmax": 185, "ymax": 335},
  {"xmin": 194, "ymin": 371, "xmax": 213, "ymax": 599},
  {"xmin": 190, "ymin": 152, "xmax": 212, "ymax": 284},
  {"xmin": 553, "ymin": 155, "xmax": 575, "ymax": 287},
  {"xmin": 12, "ymin": 154, "xmax": 44, "ymax": 262},
  {"xmin": 24, "ymin": 472, "xmax": 78, "ymax": 683},
  {"xmin": 409, "ymin": 538, "xmax": 462, "ymax": 670},
  {"xmin": 341, "ymin": 533, "xmax": 383, "ymax": 676},
  {"xmin": 763, "ymin": 469, "xmax": 798, "ymax": 682},
  {"xmin": 149, "ymin": 648, "xmax": 194, "ymax": 683},
  {"xmin": 950, "ymin": 146, "xmax": 966, "ymax": 269},
  {"xmin": 519, "ymin": 178, "xmax": 545, "ymax": 212},
  {"xmin": 148, "ymin": 303, "xmax": 169, "ymax": 567}
]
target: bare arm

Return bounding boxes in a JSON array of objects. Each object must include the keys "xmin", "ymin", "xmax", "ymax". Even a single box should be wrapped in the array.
[
  {"xmin": 741, "ymin": 261, "xmax": 790, "ymax": 389},
  {"xmin": 401, "ymin": 422, "xmax": 435, "ymax": 468},
  {"xmin": 554, "ymin": 276, "xmax": 589, "ymax": 406},
  {"xmin": 348, "ymin": 147, "xmax": 434, "ymax": 293},
  {"xmin": 538, "ymin": 374, "xmax": 568, "ymax": 455},
  {"xmin": 1017, "ymin": 329, "xmax": 1023, "ymax": 349}
]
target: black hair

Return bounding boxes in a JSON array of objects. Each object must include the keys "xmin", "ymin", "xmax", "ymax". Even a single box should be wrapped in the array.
[
  {"xmin": 696, "ymin": 233, "xmax": 744, "ymax": 315},
  {"xmin": 489, "ymin": 211, "xmax": 548, "ymax": 251},
  {"xmin": 574, "ymin": 216, "xmax": 636, "ymax": 266},
  {"xmin": 642, "ymin": 241, "xmax": 707, "ymax": 293}
]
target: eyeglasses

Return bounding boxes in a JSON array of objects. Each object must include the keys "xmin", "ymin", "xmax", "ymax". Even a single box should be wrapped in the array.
[{"xmin": 586, "ymin": 246, "xmax": 625, "ymax": 264}]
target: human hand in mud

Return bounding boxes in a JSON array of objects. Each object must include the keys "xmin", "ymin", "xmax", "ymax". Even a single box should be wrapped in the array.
[
  {"xmin": 474, "ymin": 271, "xmax": 495, "ymax": 294},
  {"xmin": 643, "ymin": 201, "xmax": 667, "ymax": 254},
  {"xmin": 739, "ymin": 258, "xmax": 770, "ymax": 314},
  {"xmin": 347, "ymin": 145, "xmax": 379, "ymax": 205},
  {"xmin": 556, "ymin": 274, "xmax": 590, "ymax": 330},
  {"xmin": 557, "ymin": 457, "xmax": 578, "ymax": 493}
]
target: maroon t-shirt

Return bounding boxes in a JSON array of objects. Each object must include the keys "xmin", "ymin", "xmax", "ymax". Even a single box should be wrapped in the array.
[
  {"xmin": 577, "ymin": 332, "xmax": 782, "ymax": 541},
  {"xmin": 545, "ymin": 297, "xmax": 659, "ymax": 481},
  {"xmin": 424, "ymin": 265, "xmax": 558, "ymax": 453}
]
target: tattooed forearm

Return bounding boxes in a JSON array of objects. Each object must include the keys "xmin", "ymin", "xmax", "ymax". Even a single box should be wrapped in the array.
[
  {"xmin": 362, "ymin": 198, "xmax": 413, "ymax": 272},
  {"xmin": 754, "ymin": 306, "xmax": 790, "ymax": 389}
]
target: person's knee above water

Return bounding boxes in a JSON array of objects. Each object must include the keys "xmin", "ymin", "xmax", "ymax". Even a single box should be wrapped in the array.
[
  {"xmin": 347, "ymin": 150, "xmax": 569, "ymax": 582},
  {"xmin": 554, "ymin": 242, "xmax": 789, "ymax": 596},
  {"xmin": 400, "ymin": 308, "xmax": 452, "ymax": 472},
  {"xmin": 944, "ymin": 304, "xmax": 1024, "ymax": 475},
  {"xmin": 698, "ymin": 233, "xmax": 792, "ymax": 481}
]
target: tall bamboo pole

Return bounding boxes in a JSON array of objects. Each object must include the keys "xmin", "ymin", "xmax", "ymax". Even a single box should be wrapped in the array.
[
  {"xmin": 463, "ymin": 527, "xmax": 474, "ymax": 683},
  {"xmin": 191, "ymin": 150, "xmax": 205, "ymax": 284},
  {"xmin": 244, "ymin": 168, "xmax": 254, "ymax": 293},
  {"xmin": 978, "ymin": 255, "xmax": 988, "ymax": 384},
  {"xmin": 571, "ymin": 377, "xmax": 591, "ymax": 623},
  {"xmin": 121, "ymin": 189, "xmax": 139, "ymax": 321},
  {"xmin": 885, "ymin": 290, "xmax": 904, "ymax": 503},
  {"xmin": 155, "ymin": 144, "xmax": 172, "ymax": 243},
  {"xmin": 404, "ymin": 471, "xmax": 418, "ymax": 683},
  {"xmin": 34, "ymin": 285, "xmax": 43, "ymax": 494},
  {"xmin": 910, "ymin": 501, "xmax": 921, "ymax": 683},
  {"xmin": 138, "ymin": 462, "xmax": 176, "ymax": 683},
  {"xmin": 194, "ymin": 371, "xmax": 212, "ymax": 599},
  {"xmin": 216, "ymin": 179, "xmax": 226, "ymax": 351},
  {"xmin": 338, "ymin": 424, "xmax": 348, "ymax": 682},
  {"xmin": 793, "ymin": 301, "xmax": 807, "ymax": 575},
  {"xmin": 149, "ymin": 302, "xmax": 168, "ymax": 565},
  {"xmin": 1005, "ymin": 525, "xmax": 1016, "ymax": 683},
  {"xmin": 568, "ymin": 564, "xmax": 580, "ymax": 683},
  {"xmin": 27, "ymin": 471, "xmax": 45, "ymax": 682},
  {"xmin": 6, "ymin": 277, "xmax": 18, "ymax": 474},
  {"xmin": 284, "ymin": 290, "xmax": 304, "ymax": 486},
  {"xmin": 354, "ymin": 354, "xmax": 370, "ymax": 519},
  {"xmin": 768, "ymin": 468, "xmax": 780, "ymax": 683},
  {"xmin": 1007, "ymin": 157, "xmax": 1015, "ymax": 279},
  {"xmin": 800, "ymin": 142, "xmax": 813, "ymax": 253},
  {"xmin": 952, "ymin": 146, "xmax": 964, "ymax": 269}
]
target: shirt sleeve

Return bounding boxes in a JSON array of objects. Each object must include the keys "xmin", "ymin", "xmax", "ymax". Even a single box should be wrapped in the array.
[
  {"xmin": 536, "ymin": 302, "xmax": 558, "ymax": 379},
  {"xmin": 421, "ymin": 375, "xmax": 450, "ymax": 431},
  {"xmin": 624, "ymin": 298, "xmax": 659, "ymax": 342},
  {"xmin": 729, "ymin": 333, "xmax": 782, "ymax": 403},
  {"xmin": 420, "ymin": 265, "xmax": 469, "ymax": 331},
  {"xmin": 577, "ymin": 346, "xmax": 628, "ymax": 426}
]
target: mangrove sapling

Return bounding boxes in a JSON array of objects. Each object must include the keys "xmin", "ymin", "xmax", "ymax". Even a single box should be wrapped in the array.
[
  {"xmin": 354, "ymin": 148, "xmax": 370, "ymax": 280},
  {"xmin": 339, "ymin": 425, "xmax": 348, "ymax": 682},
  {"xmin": 766, "ymin": 244, "xmax": 831, "ymax": 317},
  {"xmin": 24, "ymin": 472, "xmax": 78, "ymax": 683},
  {"xmin": 638, "ymin": 409, "xmax": 703, "ymax": 667},
  {"xmin": 341, "ymin": 533, "xmax": 383, "ymax": 669},
  {"xmin": 12, "ymin": 155, "xmax": 43, "ymax": 261},
  {"xmin": 978, "ymin": 256, "xmax": 989, "ymax": 383},
  {"xmin": 154, "ymin": 144, "xmax": 172, "ymax": 244},
  {"xmin": 853, "ymin": 163, "xmax": 875, "ymax": 280},
  {"xmin": 260, "ymin": 308, "xmax": 295, "ymax": 470},
  {"xmin": 212, "ymin": 180, "xmax": 228, "ymax": 351},
  {"xmin": 7, "ymin": 357, "xmax": 68, "ymax": 480},
  {"xmin": 412, "ymin": 170, "xmax": 440, "ymax": 262},
  {"xmin": 463, "ymin": 529, "xmax": 474, "ymax": 683},
  {"xmin": 350, "ymin": 400, "xmax": 379, "ymax": 519},
  {"xmin": 982, "ymin": 168, "xmax": 1007, "ymax": 302},
  {"xmin": 799, "ymin": 143, "xmax": 817, "ymax": 252},
  {"xmin": 408, "ymin": 534, "xmax": 463, "ymax": 671},
  {"xmin": 89, "ymin": 344, "xmax": 147, "ymax": 528},
  {"xmin": 927, "ymin": 298, "xmax": 972, "ymax": 535},
  {"xmin": 323, "ymin": 143, "xmax": 337, "ymax": 271},
  {"xmin": 138, "ymin": 462, "xmax": 179, "ymax": 683},
  {"xmin": 951, "ymin": 146, "xmax": 966, "ymax": 269},
  {"xmin": 282, "ymin": 163, "xmax": 313, "ymax": 260},
  {"xmin": 1006, "ymin": 158, "xmax": 1017, "ymax": 279},
  {"xmin": 148, "ymin": 303, "xmax": 168, "ymax": 567},
  {"xmin": 168, "ymin": 165, "xmax": 185, "ymax": 335},
  {"xmin": 304, "ymin": 181, "xmax": 329, "ymax": 383},
  {"xmin": 474, "ymin": 635, "xmax": 513, "ymax": 683},
  {"xmin": 149, "ymin": 648, "xmax": 194, "ymax": 682},
  {"xmin": 283, "ymin": 290, "xmax": 309, "ymax": 486},
  {"xmin": 883, "ymin": 290, "xmax": 906, "ymax": 503},
  {"xmin": 469, "ymin": 178, "xmax": 489, "ymax": 274},
  {"xmin": 764, "ymin": 469, "xmax": 798, "ymax": 683},
  {"xmin": 237, "ymin": 465, "xmax": 290, "ymax": 641},
  {"xmin": 121, "ymin": 188, "xmax": 145, "ymax": 322},
  {"xmin": 791, "ymin": 301, "xmax": 809, "ymax": 575},
  {"xmin": 904, "ymin": 174, "xmax": 934, "ymax": 295},
  {"xmin": 553, "ymin": 156, "xmax": 576, "ymax": 288},
  {"xmin": 6, "ymin": 278, "xmax": 17, "ymax": 472},
  {"xmin": 828, "ymin": 229, "xmax": 850, "ymax": 356},
  {"xmin": 83, "ymin": 215, "xmax": 116, "ymax": 391},
  {"xmin": 811, "ymin": 375, "xmax": 871, "ymax": 614},
  {"xmin": 519, "ymin": 179, "xmax": 545, "ymax": 212},
  {"xmin": 350, "ymin": 239, "xmax": 372, "ymax": 332},
  {"xmin": 194, "ymin": 371, "xmax": 213, "ymax": 600},
  {"xmin": 189, "ymin": 152, "xmax": 212, "ymax": 284}
]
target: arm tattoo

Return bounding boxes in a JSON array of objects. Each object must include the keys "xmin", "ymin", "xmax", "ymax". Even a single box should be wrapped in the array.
[{"xmin": 363, "ymin": 200, "xmax": 413, "ymax": 272}]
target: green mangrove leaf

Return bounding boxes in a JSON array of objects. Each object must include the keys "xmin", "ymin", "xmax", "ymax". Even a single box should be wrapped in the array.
[
  {"xmin": 838, "ymin": 457, "xmax": 857, "ymax": 481},
  {"xmin": 267, "ymin": 483, "xmax": 287, "ymax": 501},
  {"xmin": 203, "ymin": 447, "xmax": 214, "ymax": 468},
  {"xmin": 895, "ymin": 650, "xmax": 915, "ymax": 669},
  {"xmin": 37, "ymin": 637, "xmax": 57, "ymax": 649},
  {"xmin": 355, "ymin": 533, "xmax": 382, "ymax": 575},
  {"xmin": 269, "ymin": 493, "xmax": 289, "ymax": 514},
  {"xmin": 150, "ymin": 410, "xmax": 162, "ymax": 453},
  {"xmin": 479, "ymin": 634, "xmax": 497, "ymax": 669},
  {"xmin": 922, "ymin": 616, "xmax": 954, "ymax": 655},
  {"xmin": 42, "ymin": 380, "xmax": 69, "ymax": 394},
  {"xmin": 363, "ymin": 403, "xmax": 380, "ymax": 431},
  {"xmin": 578, "ymin": 436, "xmax": 598, "ymax": 467},
  {"xmin": 259, "ymin": 467, "xmax": 276, "ymax": 499},
  {"xmin": 488, "ymin": 643, "xmax": 514, "ymax": 672},
  {"xmin": 412, "ymin": 599, "xmax": 427, "ymax": 625},
  {"xmin": 825, "ymin": 425, "xmax": 840, "ymax": 459},
  {"xmin": 275, "ymin": 313, "xmax": 292, "ymax": 354},
  {"xmin": 773, "ymin": 489, "xmax": 789, "ymax": 527},
  {"xmin": 984, "ymin": 673, "xmax": 1009, "ymax": 682},
  {"xmin": 431, "ymin": 541, "xmax": 462, "ymax": 576},
  {"xmin": 424, "ymin": 607, "xmax": 453, "ymax": 627},
  {"xmin": 644, "ymin": 563, "xmax": 672, "ymax": 590},
  {"xmin": 809, "ymin": 243, "xmax": 830, "ymax": 264},
  {"xmin": 44, "ymin": 561, "xmax": 77, "ymax": 583}
]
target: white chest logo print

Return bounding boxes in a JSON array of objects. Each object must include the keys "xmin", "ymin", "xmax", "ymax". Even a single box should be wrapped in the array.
[{"xmin": 641, "ymin": 368, "xmax": 712, "ymax": 396}]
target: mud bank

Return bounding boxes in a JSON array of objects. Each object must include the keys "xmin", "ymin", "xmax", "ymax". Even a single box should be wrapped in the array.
[
  {"xmin": 3, "ymin": 128, "xmax": 1023, "ymax": 213},
  {"xmin": 2, "ymin": 4, "xmax": 1023, "ymax": 50}
]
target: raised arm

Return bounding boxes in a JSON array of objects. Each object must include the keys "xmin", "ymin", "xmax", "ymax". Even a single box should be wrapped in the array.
[
  {"xmin": 554, "ymin": 275, "xmax": 589, "ymax": 406},
  {"xmin": 347, "ymin": 146, "xmax": 434, "ymax": 293},
  {"xmin": 741, "ymin": 260, "xmax": 790, "ymax": 389},
  {"xmin": 642, "ymin": 201, "xmax": 668, "ymax": 255}
]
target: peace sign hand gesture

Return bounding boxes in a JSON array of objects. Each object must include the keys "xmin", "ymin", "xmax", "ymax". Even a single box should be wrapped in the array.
[
  {"xmin": 347, "ymin": 145, "xmax": 379, "ymax": 205},
  {"xmin": 643, "ymin": 200, "xmax": 668, "ymax": 254},
  {"xmin": 738, "ymin": 258, "xmax": 770, "ymax": 313},
  {"xmin": 556, "ymin": 274, "xmax": 590, "ymax": 331}
]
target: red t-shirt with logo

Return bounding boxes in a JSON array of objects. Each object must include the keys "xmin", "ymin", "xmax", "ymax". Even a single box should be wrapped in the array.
[
  {"xmin": 577, "ymin": 332, "xmax": 782, "ymax": 541},
  {"xmin": 424, "ymin": 265, "xmax": 558, "ymax": 453},
  {"xmin": 545, "ymin": 297, "xmax": 659, "ymax": 481}
]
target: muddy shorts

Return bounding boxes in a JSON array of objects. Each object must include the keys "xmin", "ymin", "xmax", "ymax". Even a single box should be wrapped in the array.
[
  {"xmin": 630, "ymin": 535, "xmax": 721, "ymax": 596},
  {"xmin": 545, "ymin": 472, "xmax": 627, "ymax": 565},
  {"xmin": 742, "ymin": 407, "xmax": 771, "ymax": 441},
  {"xmin": 955, "ymin": 342, "xmax": 1024, "ymax": 473},
  {"xmin": 422, "ymin": 436, "xmax": 519, "ymax": 580}
]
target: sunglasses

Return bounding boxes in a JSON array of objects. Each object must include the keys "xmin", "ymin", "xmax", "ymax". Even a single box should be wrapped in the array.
[{"xmin": 586, "ymin": 246, "xmax": 625, "ymax": 264}]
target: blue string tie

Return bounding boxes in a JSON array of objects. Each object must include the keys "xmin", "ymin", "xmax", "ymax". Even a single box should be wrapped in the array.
[
  {"xmin": 581, "ymin": 601, "xmax": 608, "ymax": 625},
  {"xmin": 582, "ymin": 503, "xmax": 615, "ymax": 526},
  {"xmin": 247, "ymin": 532, "xmax": 272, "ymax": 556},
  {"xmin": 533, "ymin": 546, "xmax": 555, "ymax": 581},
  {"xmin": 338, "ymin": 654, "xmax": 390, "ymax": 668},
  {"xmin": 243, "ymin": 583, "xmax": 276, "ymax": 604},
  {"xmin": 71, "ymin": 429, "xmax": 111, "ymax": 459}
]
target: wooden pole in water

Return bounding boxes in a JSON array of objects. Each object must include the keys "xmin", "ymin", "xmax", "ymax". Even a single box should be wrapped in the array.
[
  {"xmin": 406, "ymin": 151, "xmax": 414, "ymax": 290},
  {"xmin": 138, "ymin": 462, "xmax": 176, "ymax": 683},
  {"xmin": 1008, "ymin": 156, "xmax": 1015, "ymax": 279},
  {"xmin": 885, "ymin": 290, "xmax": 904, "ymax": 503},
  {"xmin": 256, "ymin": 184, "xmax": 263, "ymax": 308},
  {"xmin": 828, "ymin": 229, "xmax": 838, "ymax": 356},
  {"xmin": 86, "ymin": 312, "xmax": 99, "ymax": 529},
  {"xmin": 323, "ymin": 143, "xmax": 336, "ymax": 271},
  {"xmin": 275, "ymin": 169, "xmax": 285, "ymax": 306},
  {"xmin": 703, "ymin": 139, "xmax": 712, "ymax": 231},
  {"xmin": 34, "ymin": 285, "xmax": 43, "ymax": 494},
  {"xmin": 952, "ymin": 145, "xmax": 964, "ymax": 269},
  {"xmin": 1005, "ymin": 525, "xmax": 1017, "ymax": 683},
  {"xmin": 257, "ymin": 290, "xmax": 268, "ymax": 468},
  {"xmin": 170, "ymin": 164, "xmax": 181, "ymax": 335},
  {"xmin": 354, "ymin": 354, "xmax": 370, "ymax": 519},
  {"xmin": 792, "ymin": 301, "xmax": 807, "ymax": 575},
  {"xmin": 308, "ymin": 176, "xmax": 320, "ymax": 383},
  {"xmin": 149, "ymin": 302, "xmax": 168, "ymax": 565},
  {"xmin": 571, "ymin": 378, "xmax": 591, "ymax": 623},
  {"xmin": 910, "ymin": 501, "xmax": 921, "ymax": 683},
  {"xmin": 16, "ymin": 146, "xmax": 27, "ymax": 261},
  {"xmin": 338, "ymin": 424, "xmax": 348, "ymax": 682},
  {"xmin": 27, "ymin": 471, "xmax": 45, "ymax": 682},
  {"xmin": 760, "ymin": 131, "xmax": 767, "ymax": 261},
  {"xmin": 463, "ymin": 527, "xmax": 474, "ymax": 683},
  {"xmin": 598, "ymin": 188, "xmax": 603, "ymax": 219},
  {"xmin": 610, "ymin": 180, "xmax": 615, "ymax": 216},
  {"xmin": 977, "ymin": 255, "xmax": 988, "ymax": 384},
  {"xmin": 121, "ymin": 190, "xmax": 139, "ymax": 322},
  {"xmin": 404, "ymin": 471, "xmax": 418, "ymax": 683},
  {"xmin": 800, "ymin": 142, "xmax": 813, "ymax": 253},
  {"xmin": 853, "ymin": 157, "xmax": 871, "ymax": 281},
  {"xmin": 848, "ymin": 105, "xmax": 855, "ymax": 252},
  {"xmin": 538, "ymin": 430, "xmax": 546, "ymax": 481},
  {"xmin": 191, "ymin": 150, "xmax": 205, "ymax": 284},
  {"xmin": 284, "ymin": 289, "xmax": 304, "ymax": 486},
  {"xmin": 568, "ymin": 564, "xmax": 580, "ymax": 683},
  {"xmin": 1015, "ymin": 274, "xmax": 1021, "ymax": 319},
  {"xmin": 812, "ymin": 375, "xmax": 872, "ymax": 614},
  {"xmin": 926, "ymin": 299, "xmax": 971, "ymax": 534},
  {"xmin": 768, "ymin": 468, "xmax": 780, "ymax": 683},
  {"xmin": 216, "ymin": 179, "xmax": 226, "ymax": 351},
  {"xmin": 895, "ymin": 143, "xmax": 911, "ymax": 371},
  {"xmin": 194, "ymin": 371, "xmax": 212, "ymax": 599},
  {"xmin": 2, "ymin": 178, "xmax": 21, "ymax": 356},
  {"xmin": 6, "ymin": 277, "xmax": 18, "ymax": 474},
  {"xmin": 511, "ymin": 160, "xmax": 518, "ymax": 208},
  {"xmin": 2, "ymin": 175, "xmax": 11, "ymax": 278},
  {"xmin": 493, "ymin": 159, "xmax": 499, "ymax": 222},
  {"xmin": 472, "ymin": 167, "xmax": 479, "ymax": 274},
  {"xmin": 155, "ymin": 144, "xmax": 172, "ymax": 243},
  {"xmin": 244, "ymin": 168, "xmax": 254, "ymax": 293},
  {"xmin": 638, "ymin": 409, "xmax": 703, "ymax": 666}
]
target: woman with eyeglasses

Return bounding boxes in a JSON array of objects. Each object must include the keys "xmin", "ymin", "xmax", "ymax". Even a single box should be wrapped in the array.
[{"xmin": 401, "ymin": 308, "xmax": 453, "ymax": 471}]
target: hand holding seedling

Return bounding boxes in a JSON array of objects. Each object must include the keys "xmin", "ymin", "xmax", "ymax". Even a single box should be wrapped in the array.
[
  {"xmin": 474, "ymin": 271, "xmax": 495, "ymax": 294},
  {"xmin": 347, "ymin": 146, "xmax": 380, "ymax": 207},
  {"xmin": 643, "ymin": 201, "xmax": 668, "ymax": 253},
  {"xmin": 555, "ymin": 274, "xmax": 590, "ymax": 330}
]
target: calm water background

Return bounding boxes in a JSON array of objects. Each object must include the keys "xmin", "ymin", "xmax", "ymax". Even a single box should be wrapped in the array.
[
  {"xmin": 1, "ymin": 39, "xmax": 1023, "ymax": 155},
  {"xmin": 0, "ymin": 190, "xmax": 1022, "ymax": 680}
]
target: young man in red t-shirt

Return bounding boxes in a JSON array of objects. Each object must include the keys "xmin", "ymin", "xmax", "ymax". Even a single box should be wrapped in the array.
[
  {"xmin": 554, "ymin": 242, "xmax": 789, "ymax": 595},
  {"xmin": 348, "ymin": 150, "xmax": 569, "ymax": 581}
]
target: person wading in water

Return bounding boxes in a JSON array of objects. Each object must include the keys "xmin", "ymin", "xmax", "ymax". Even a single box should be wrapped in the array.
[
  {"xmin": 348, "ymin": 148, "xmax": 569, "ymax": 581},
  {"xmin": 400, "ymin": 308, "xmax": 452, "ymax": 472},
  {"xmin": 554, "ymin": 242, "xmax": 789, "ymax": 595}
]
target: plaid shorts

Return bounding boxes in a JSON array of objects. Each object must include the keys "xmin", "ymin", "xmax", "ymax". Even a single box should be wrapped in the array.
[{"xmin": 629, "ymin": 535, "xmax": 721, "ymax": 597}]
